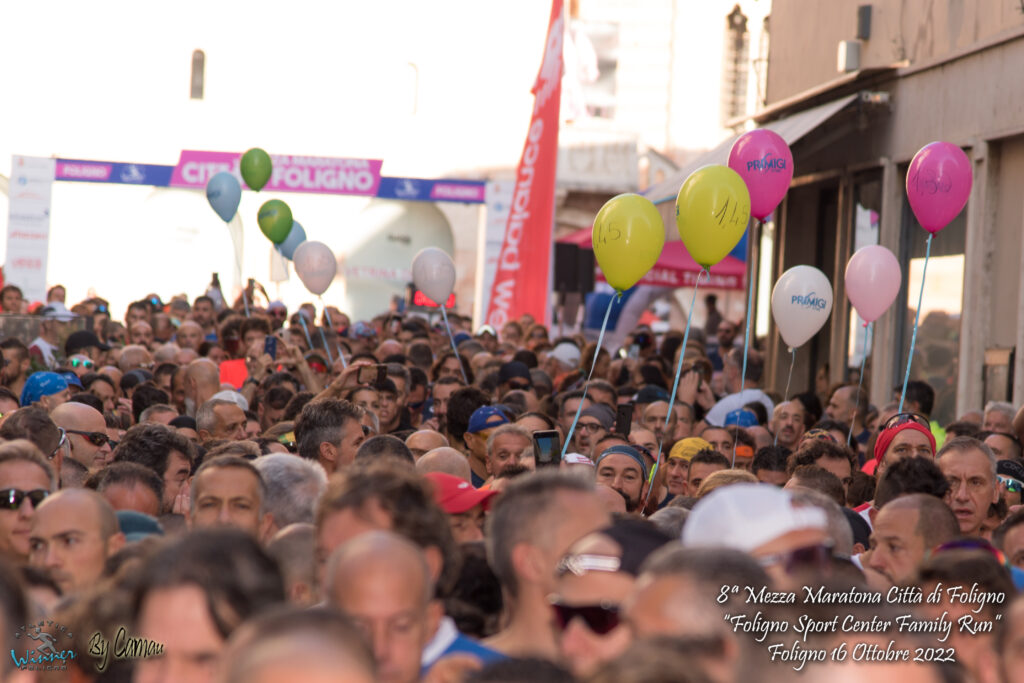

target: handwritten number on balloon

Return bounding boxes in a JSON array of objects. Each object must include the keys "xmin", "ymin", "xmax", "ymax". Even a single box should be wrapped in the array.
[
  {"xmin": 714, "ymin": 200, "xmax": 747, "ymax": 228},
  {"xmin": 598, "ymin": 222, "xmax": 623, "ymax": 245},
  {"xmin": 911, "ymin": 170, "xmax": 952, "ymax": 195}
]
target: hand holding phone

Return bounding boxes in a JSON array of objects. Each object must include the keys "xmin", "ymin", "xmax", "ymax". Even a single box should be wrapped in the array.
[
  {"xmin": 263, "ymin": 336, "xmax": 278, "ymax": 360},
  {"xmin": 615, "ymin": 404, "xmax": 634, "ymax": 437},
  {"xmin": 532, "ymin": 430, "xmax": 561, "ymax": 467}
]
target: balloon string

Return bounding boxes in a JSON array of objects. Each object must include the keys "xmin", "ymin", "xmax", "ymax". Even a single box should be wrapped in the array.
[
  {"xmin": 646, "ymin": 269, "xmax": 706, "ymax": 503},
  {"xmin": 847, "ymin": 321, "xmax": 871, "ymax": 444},
  {"xmin": 321, "ymin": 298, "xmax": 347, "ymax": 369},
  {"xmin": 733, "ymin": 219, "xmax": 758, "ymax": 466},
  {"xmin": 297, "ymin": 315, "xmax": 315, "ymax": 352},
  {"xmin": 774, "ymin": 348, "xmax": 797, "ymax": 447},
  {"xmin": 899, "ymin": 233, "xmax": 932, "ymax": 413},
  {"xmin": 440, "ymin": 305, "xmax": 468, "ymax": 385},
  {"xmin": 562, "ymin": 293, "xmax": 618, "ymax": 458},
  {"xmin": 318, "ymin": 325, "xmax": 334, "ymax": 365}
]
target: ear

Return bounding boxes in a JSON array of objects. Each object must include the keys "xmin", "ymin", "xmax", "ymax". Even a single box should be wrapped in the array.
[
  {"xmin": 106, "ymin": 532, "xmax": 126, "ymax": 558},
  {"xmin": 424, "ymin": 599, "xmax": 443, "ymax": 641},
  {"xmin": 259, "ymin": 513, "xmax": 276, "ymax": 544},
  {"xmin": 511, "ymin": 542, "xmax": 547, "ymax": 586},
  {"xmin": 198, "ymin": 428, "xmax": 212, "ymax": 442},
  {"xmin": 318, "ymin": 442, "xmax": 337, "ymax": 467},
  {"xmin": 422, "ymin": 545, "xmax": 443, "ymax": 585}
]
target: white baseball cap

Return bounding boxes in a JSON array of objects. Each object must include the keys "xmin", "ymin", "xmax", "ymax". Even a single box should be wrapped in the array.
[
  {"xmin": 681, "ymin": 483, "xmax": 827, "ymax": 552},
  {"xmin": 549, "ymin": 342, "xmax": 581, "ymax": 368},
  {"xmin": 212, "ymin": 390, "xmax": 250, "ymax": 412}
]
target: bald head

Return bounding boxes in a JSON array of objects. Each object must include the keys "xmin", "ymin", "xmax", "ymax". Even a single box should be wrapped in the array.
[
  {"xmin": 153, "ymin": 343, "xmax": 181, "ymax": 363},
  {"xmin": 51, "ymin": 401, "xmax": 105, "ymax": 432},
  {"xmin": 415, "ymin": 447, "xmax": 471, "ymax": 481},
  {"xmin": 186, "ymin": 358, "xmax": 221, "ymax": 407},
  {"xmin": 29, "ymin": 488, "xmax": 124, "ymax": 593},
  {"xmin": 375, "ymin": 340, "xmax": 403, "ymax": 361},
  {"xmin": 326, "ymin": 531, "xmax": 432, "ymax": 606},
  {"xmin": 406, "ymin": 431, "xmax": 449, "ymax": 460},
  {"xmin": 118, "ymin": 345, "xmax": 153, "ymax": 372},
  {"xmin": 881, "ymin": 493, "xmax": 960, "ymax": 549},
  {"xmin": 176, "ymin": 321, "xmax": 204, "ymax": 351}
]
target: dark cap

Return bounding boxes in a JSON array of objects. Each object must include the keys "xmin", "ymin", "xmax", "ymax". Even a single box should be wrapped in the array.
[
  {"xmin": 580, "ymin": 404, "xmax": 615, "ymax": 430},
  {"xmin": 600, "ymin": 518, "xmax": 672, "ymax": 575},
  {"xmin": 634, "ymin": 385, "xmax": 669, "ymax": 405},
  {"xmin": 169, "ymin": 415, "xmax": 197, "ymax": 430},
  {"xmin": 65, "ymin": 330, "xmax": 110, "ymax": 356},
  {"xmin": 998, "ymin": 459, "xmax": 1024, "ymax": 482},
  {"xmin": 498, "ymin": 361, "xmax": 532, "ymax": 385}
]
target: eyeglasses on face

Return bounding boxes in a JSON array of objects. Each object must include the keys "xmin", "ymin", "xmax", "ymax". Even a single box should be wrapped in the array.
[
  {"xmin": 883, "ymin": 412, "xmax": 930, "ymax": 431},
  {"xmin": 550, "ymin": 600, "xmax": 620, "ymax": 635},
  {"xmin": 577, "ymin": 422, "xmax": 605, "ymax": 433},
  {"xmin": 0, "ymin": 488, "xmax": 48, "ymax": 511},
  {"xmin": 70, "ymin": 358, "xmax": 95, "ymax": 369},
  {"xmin": 48, "ymin": 429, "xmax": 67, "ymax": 461},
  {"xmin": 65, "ymin": 429, "xmax": 112, "ymax": 447},
  {"xmin": 757, "ymin": 543, "xmax": 833, "ymax": 574},
  {"xmin": 999, "ymin": 475, "xmax": 1024, "ymax": 494}
]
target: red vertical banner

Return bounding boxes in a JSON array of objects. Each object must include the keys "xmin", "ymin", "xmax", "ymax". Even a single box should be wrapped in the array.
[{"xmin": 485, "ymin": 0, "xmax": 564, "ymax": 328}]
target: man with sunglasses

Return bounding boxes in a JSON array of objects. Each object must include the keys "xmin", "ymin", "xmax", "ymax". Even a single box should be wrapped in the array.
[
  {"xmin": 551, "ymin": 518, "xmax": 671, "ymax": 677},
  {"xmin": 51, "ymin": 402, "xmax": 113, "ymax": 473},
  {"xmin": 0, "ymin": 440, "xmax": 56, "ymax": 564},
  {"xmin": 683, "ymin": 483, "xmax": 830, "ymax": 590}
]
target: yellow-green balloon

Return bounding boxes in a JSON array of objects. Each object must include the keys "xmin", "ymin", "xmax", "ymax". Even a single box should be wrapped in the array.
[
  {"xmin": 258, "ymin": 200, "xmax": 293, "ymax": 244},
  {"xmin": 592, "ymin": 194, "xmax": 665, "ymax": 291},
  {"xmin": 240, "ymin": 148, "xmax": 273, "ymax": 191},
  {"xmin": 675, "ymin": 165, "xmax": 750, "ymax": 269}
]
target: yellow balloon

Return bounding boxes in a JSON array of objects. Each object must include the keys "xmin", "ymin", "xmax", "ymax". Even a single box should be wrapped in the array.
[
  {"xmin": 592, "ymin": 193, "xmax": 666, "ymax": 291},
  {"xmin": 675, "ymin": 165, "xmax": 751, "ymax": 268}
]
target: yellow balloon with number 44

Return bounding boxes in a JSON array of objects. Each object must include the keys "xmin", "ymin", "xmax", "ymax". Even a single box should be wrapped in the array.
[
  {"xmin": 592, "ymin": 193, "xmax": 666, "ymax": 292},
  {"xmin": 675, "ymin": 165, "xmax": 751, "ymax": 269}
]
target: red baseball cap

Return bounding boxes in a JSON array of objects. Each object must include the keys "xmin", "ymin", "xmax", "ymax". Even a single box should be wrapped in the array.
[{"xmin": 424, "ymin": 472, "xmax": 498, "ymax": 514}]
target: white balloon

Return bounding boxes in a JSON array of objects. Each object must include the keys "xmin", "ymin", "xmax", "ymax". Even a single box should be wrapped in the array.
[
  {"xmin": 411, "ymin": 247, "xmax": 456, "ymax": 306},
  {"xmin": 293, "ymin": 241, "xmax": 338, "ymax": 296},
  {"xmin": 770, "ymin": 265, "xmax": 833, "ymax": 349}
]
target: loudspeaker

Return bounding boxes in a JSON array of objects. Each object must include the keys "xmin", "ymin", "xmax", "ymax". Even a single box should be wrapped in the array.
[
  {"xmin": 577, "ymin": 247, "xmax": 594, "ymax": 294},
  {"xmin": 554, "ymin": 243, "xmax": 580, "ymax": 292},
  {"xmin": 856, "ymin": 5, "xmax": 872, "ymax": 40}
]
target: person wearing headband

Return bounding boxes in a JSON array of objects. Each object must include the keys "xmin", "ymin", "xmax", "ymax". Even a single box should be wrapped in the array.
[
  {"xmin": 866, "ymin": 412, "xmax": 937, "ymax": 478},
  {"xmin": 594, "ymin": 445, "xmax": 649, "ymax": 514}
]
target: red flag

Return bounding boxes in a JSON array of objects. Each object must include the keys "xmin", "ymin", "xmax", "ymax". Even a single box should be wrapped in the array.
[{"xmin": 485, "ymin": 0, "xmax": 564, "ymax": 328}]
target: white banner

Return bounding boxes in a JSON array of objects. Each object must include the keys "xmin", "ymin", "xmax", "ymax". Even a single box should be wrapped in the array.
[
  {"xmin": 6, "ymin": 156, "xmax": 55, "ymax": 302},
  {"xmin": 475, "ymin": 179, "xmax": 514, "ymax": 325}
]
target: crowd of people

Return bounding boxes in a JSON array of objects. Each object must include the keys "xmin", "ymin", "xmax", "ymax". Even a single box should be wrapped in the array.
[{"xmin": 0, "ymin": 280, "xmax": 1021, "ymax": 682}]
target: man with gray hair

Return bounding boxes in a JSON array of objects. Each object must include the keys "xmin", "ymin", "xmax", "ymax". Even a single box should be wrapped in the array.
[
  {"xmin": 253, "ymin": 453, "xmax": 328, "ymax": 536},
  {"xmin": 485, "ymin": 470, "xmax": 610, "ymax": 659},
  {"xmin": 486, "ymin": 423, "xmax": 533, "ymax": 479},
  {"xmin": 294, "ymin": 399, "xmax": 366, "ymax": 474},
  {"xmin": 984, "ymin": 400, "xmax": 1015, "ymax": 435},
  {"xmin": 937, "ymin": 436, "xmax": 1000, "ymax": 537},
  {"xmin": 195, "ymin": 398, "xmax": 247, "ymax": 442}
]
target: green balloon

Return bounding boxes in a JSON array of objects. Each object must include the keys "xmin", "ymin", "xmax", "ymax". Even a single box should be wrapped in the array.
[
  {"xmin": 240, "ymin": 148, "xmax": 273, "ymax": 191},
  {"xmin": 258, "ymin": 200, "xmax": 293, "ymax": 244}
]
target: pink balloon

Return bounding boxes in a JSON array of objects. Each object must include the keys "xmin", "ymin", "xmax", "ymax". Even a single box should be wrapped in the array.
[
  {"xmin": 844, "ymin": 245, "xmax": 901, "ymax": 323},
  {"xmin": 906, "ymin": 142, "xmax": 972, "ymax": 234},
  {"xmin": 728, "ymin": 129, "xmax": 794, "ymax": 220}
]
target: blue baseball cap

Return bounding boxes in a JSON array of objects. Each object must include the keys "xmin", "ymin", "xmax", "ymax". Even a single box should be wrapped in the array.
[
  {"xmin": 595, "ymin": 445, "xmax": 649, "ymax": 481},
  {"xmin": 116, "ymin": 510, "xmax": 164, "ymax": 543},
  {"xmin": 467, "ymin": 405, "xmax": 510, "ymax": 434},
  {"xmin": 725, "ymin": 409, "xmax": 758, "ymax": 428},
  {"xmin": 20, "ymin": 372, "xmax": 68, "ymax": 407},
  {"xmin": 58, "ymin": 371, "xmax": 83, "ymax": 391}
]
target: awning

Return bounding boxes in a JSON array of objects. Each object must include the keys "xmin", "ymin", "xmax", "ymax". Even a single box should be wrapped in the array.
[
  {"xmin": 558, "ymin": 227, "xmax": 746, "ymax": 291},
  {"xmin": 645, "ymin": 93, "xmax": 860, "ymax": 213}
]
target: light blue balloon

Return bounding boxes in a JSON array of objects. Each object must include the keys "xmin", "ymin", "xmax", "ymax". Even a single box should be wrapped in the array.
[
  {"xmin": 206, "ymin": 172, "xmax": 242, "ymax": 222},
  {"xmin": 275, "ymin": 221, "xmax": 307, "ymax": 260}
]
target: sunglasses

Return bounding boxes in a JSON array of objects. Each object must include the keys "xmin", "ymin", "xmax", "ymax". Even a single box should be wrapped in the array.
[
  {"xmin": 65, "ymin": 429, "xmax": 112, "ymax": 447},
  {"xmin": 758, "ymin": 543, "xmax": 833, "ymax": 573},
  {"xmin": 883, "ymin": 412, "xmax": 930, "ymax": 431},
  {"xmin": 70, "ymin": 358, "xmax": 95, "ymax": 369},
  {"xmin": 999, "ymin": 475, "xmax": 1024, "ymax": 494},
  {"xmin": 550, "ymin": 600, "xmax": 620, "ymax": 635},
  {"xmin": 48, "ymin": 429, "xmax": 67, "ymax": 461},
  {"xmin": 0, "ymin": 488, "xmax": 48, "ymax": 511}
]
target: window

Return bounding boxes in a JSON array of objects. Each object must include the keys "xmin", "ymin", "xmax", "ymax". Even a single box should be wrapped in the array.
[
  {"xmin": 895, "ymin": 178, "xmax": 967, "ymax": 426},
  {"xmin": 721, "ymin": 5, "xmax": 750, "ymax": 125},
  {"xmin": 190, "ymin": 50, "xmax": 205, "ymax": 100}
]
